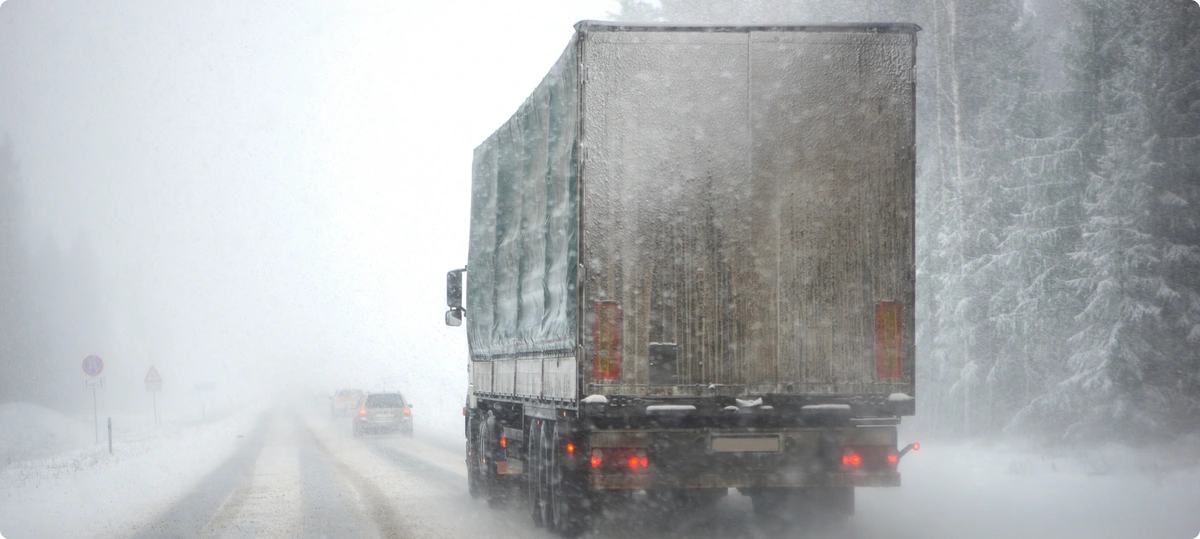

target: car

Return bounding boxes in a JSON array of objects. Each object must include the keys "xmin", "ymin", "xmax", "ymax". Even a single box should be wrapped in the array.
[
  {"xmin": 351, "ymin": 392, "xmax": 413, "ymax": 437},
  {"xmin": 330, "ymin": 388, "xmax": 364, "ymax": 418}
]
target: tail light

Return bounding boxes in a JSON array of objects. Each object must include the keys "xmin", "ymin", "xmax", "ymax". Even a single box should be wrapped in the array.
[
  {"xmin": 404, "ymin": 407, "xmax": 411, "ymax": 416},
  {"xmin": 875, "ymin": 301, "xmax": 903, "ymax": 378},
  {"xmin": 842, "ymin": 451, "xmax": 862, "ymax": 468},
  {"xmin": 566, "ymin": 442, "xmax": 575, "ymax": 455},
  {"xmin": 590, "ymin": 448, "xmax": 648, "ymax": 470},
  {"xmin": 499, "ymin": 436, "xmax": 507, "ymax": 449},
  {"xmin": 358, "ymin": 407, "xmax": 366, "ymax": 416},
  {"xmin": 592, "ymin": 302, "xmax": 622, "ymax": 379}
]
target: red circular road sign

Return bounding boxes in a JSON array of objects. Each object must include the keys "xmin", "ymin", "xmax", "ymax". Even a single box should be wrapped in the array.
[{"xmin": 82, "ymin": 355, "xmax": 104, "ymax": 377}]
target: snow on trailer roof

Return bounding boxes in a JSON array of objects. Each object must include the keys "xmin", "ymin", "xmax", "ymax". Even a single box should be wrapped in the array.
[{"xmin": 574, "ymin": 20, "xmax": 921, "ymax": 34}]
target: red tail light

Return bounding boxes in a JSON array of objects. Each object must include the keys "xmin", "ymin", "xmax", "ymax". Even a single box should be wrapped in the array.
[
  {"xmin": 404, "ymin": 407, "xmax": 411, "ymax": 416},
  {"xmin": 842, "ymin": 452, "xmax": 862, "ymax": 468},
  {"xmin": 592, "ymin": 302, "xmax": 622, "ymax": 379},
  {"xmin": 499, "ymin": 437, "xmax": 507, "ymax": 449},
  {"xmin": 566, "ymin": 443, "xmax": 575, "ymax": 455},
  {"xmin": 358, "ymin": 407, "xmax": 366, "ymax": 416},
  {"xmin": 876, "ymin": 301, "xmax": 903, "ymax": 378},
  {"xmin": 888, "ymin": 454, "xmax": 898, "ymax": 464},
  {"xmin": 590, "ymin": 448, "xmax": 648, "ymax": 470}
]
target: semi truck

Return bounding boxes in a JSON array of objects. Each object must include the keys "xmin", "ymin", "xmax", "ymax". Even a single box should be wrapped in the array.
[{"xmin": 445, "ymin": 21, "xmax": 919, "ymax": 536}]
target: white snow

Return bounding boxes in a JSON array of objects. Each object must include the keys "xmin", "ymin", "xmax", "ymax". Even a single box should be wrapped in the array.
[
  {"xmin": 802, "ymin": 404, "xmax": 851, "ymax": 411},
  {"xmin": 581, "ymin": 394, "xmax": 608, "ymax": 404},
  {"xmin": 735, "ymin": 397, "xmax": 762, "ymax": 408},
  {"xmin": 645, "ymin": 405, "xmax": 696, "ymax": 413},
  {"xmin": 0, "ymin": 401, "xmax": 266, "ymax": 539},
  {"xmin": 888, "ymin": 392, "xmax": 914, "ymax": 402}
]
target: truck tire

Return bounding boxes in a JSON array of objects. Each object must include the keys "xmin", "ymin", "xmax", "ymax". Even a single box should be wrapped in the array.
[
  {"xmin": 481, "ymin": 413, "xmax": 513, "ymax": 509},
  {"xmin": 549, "ymin": 421, "xmax": 589, "ymax": 537},
  {"xmin": 466, "ymin": 412, "xmax": 483, "ymax": 499},
  {"xmin": 527, "ymin": 420, "xmax": 545, "ymax": 527}
]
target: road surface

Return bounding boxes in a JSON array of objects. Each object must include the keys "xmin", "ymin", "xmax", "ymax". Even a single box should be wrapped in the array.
[{"xmin": 38, "ymin": 404, "xmax": 1197, "ymax": 539}]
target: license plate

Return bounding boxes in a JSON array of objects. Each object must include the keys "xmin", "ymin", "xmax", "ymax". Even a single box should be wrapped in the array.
[{"xmin": 711, "ymin": 436, "xmax": 780, "ymax": 453}]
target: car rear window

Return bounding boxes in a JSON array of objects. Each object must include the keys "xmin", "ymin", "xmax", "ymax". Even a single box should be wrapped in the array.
[
  {"xmin": 365, "ymin": 394, "xmax": 406, "ymax": 408},
  {"xmin": 337, "ymin": 389, "xmax": 361, "ymax": 398}
]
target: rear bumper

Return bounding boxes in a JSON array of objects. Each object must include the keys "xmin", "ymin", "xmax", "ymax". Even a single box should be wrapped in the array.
[
  {"xmin": 355, "ymin": 419, "xmax": 413, "ymax": 431},
  {"xmin": 583, "ymin": 425, "xmax": 901, "ymax": 490},
  {"xmin": 590, "ymin": 470, "xmax": 899, "ymax": 489}
]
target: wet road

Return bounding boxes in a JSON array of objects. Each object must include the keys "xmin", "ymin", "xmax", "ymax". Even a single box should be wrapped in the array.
[
  {"xmin": 129, "ymin": 408, "xmax": 862, "ymax": 539},
  {"xmin": 125, "ymin": 407, "xmax": 1200, "ymax": 539}
]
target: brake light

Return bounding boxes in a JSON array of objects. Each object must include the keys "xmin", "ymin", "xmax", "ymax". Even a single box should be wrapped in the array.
[
  {"xmin": 566, "ymin": 442, "xmax": 575, "ymax": 455},
  {"xmin": 842, "ymin": 451, "xmax": 861, "ymax": 468},
  {"xmin": 359, "ymin": 407, "xmax": 366, "ymax": 416},
  {"xmin": 590, "ymin": 448, "xmax": 648, "ymax": 470},
  {"xmin": 592, "ymin": 302, "xmax": 621, "ymax": 379},
  {"xmin": 499, "ymin": 437, "xmax": 507, "ymax": 449},
  {"xmin": 876, "ymin": 301, "xmax": 903, "ymax": 378},
  {"xmin": 404, "ymin": 407, "xmax": 411, "ymax": 416},
  {"xmin": 888, "ymin": 454, "xmax": 898, "ymax": 464},
  {"xmin": 337, "ymin": 397, "xmax": 342, "ymax": 403}
]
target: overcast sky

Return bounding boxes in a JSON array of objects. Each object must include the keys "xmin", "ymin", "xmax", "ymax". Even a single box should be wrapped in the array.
[{"xmin": 0, "ymin": 0, "xmax": 616, "ymax": 426}]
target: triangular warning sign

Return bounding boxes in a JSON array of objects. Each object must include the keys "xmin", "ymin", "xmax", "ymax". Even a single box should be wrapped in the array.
[{"xmin": 144, "ymin": 366, "xmax": 163, "ymax": 384}]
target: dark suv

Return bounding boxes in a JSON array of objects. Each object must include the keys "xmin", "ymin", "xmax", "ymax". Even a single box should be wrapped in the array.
[{"xmin": 352, "ymin": 392, "xmax": 413, "ymax": 437}]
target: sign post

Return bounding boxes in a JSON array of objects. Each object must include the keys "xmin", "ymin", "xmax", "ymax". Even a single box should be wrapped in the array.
[
  {"xmin": 145, "ymin": 366, "xmax": 163, "ymax": 425},
  {"xmin": 82, "ymin": 355, "xmax": 104, "ymax": 443}
]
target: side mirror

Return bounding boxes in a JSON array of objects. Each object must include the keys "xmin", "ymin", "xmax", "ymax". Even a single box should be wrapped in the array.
[
  {"xmin": 446, "ymin": 268, "xmax": 465, "ymax": 310},
  {"xmin": 445, "ymin": 308, "xmax": 464, "ymax": 327}
]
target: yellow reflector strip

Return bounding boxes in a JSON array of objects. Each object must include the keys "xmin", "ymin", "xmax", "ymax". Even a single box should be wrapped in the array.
[
  {"xmin": 876, "ymin": 301, "xmax": 903, "ymax": 378},
  {"xmin": 592, "ymin": 302, "xmax": 621, "ymax": 379}
]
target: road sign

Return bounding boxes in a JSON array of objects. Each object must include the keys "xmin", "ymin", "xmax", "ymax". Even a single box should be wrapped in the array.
[
  {"xmin": 82, "ymin": 355, "xmax": 104, "ymax": 377},
  {"xmin": 145, "ymin": 366, "xmax": 163, "ymax": 392},
  {"xmin": 84, "ymin": 378, "xmax": 104, "ymax": 389}
]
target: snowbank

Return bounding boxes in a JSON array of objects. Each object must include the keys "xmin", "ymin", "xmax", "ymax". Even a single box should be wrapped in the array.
[
  {"xmin": 0, "ymin": 403, "xmax": 93, "ymax": 465},
  {"xmin": 0, "ymin": 401, "xmax": 266, "ymax": 539}
]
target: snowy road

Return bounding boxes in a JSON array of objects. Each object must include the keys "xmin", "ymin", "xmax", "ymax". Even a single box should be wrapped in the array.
[{"xmin": 4, "ymin": 403, "xmax": 1200, "ymax": 538}]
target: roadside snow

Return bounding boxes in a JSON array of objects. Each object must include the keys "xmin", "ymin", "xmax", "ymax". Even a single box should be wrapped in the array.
[
  {"xmin": 0, "ymin": 403, "xmax": 92, "ymax": 465},
  {"xmin": 0, "ymin": 401, "xmax": 265, "ymax": 539}
]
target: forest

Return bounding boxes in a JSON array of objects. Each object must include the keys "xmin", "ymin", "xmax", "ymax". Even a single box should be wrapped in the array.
[
  {"xmin": 611, "ymin": 0, "xmax": 1200, "ymax": 443},
  {"xmin": 0, "ymin": 0, "xmax": 1197, "ymax": 446}
]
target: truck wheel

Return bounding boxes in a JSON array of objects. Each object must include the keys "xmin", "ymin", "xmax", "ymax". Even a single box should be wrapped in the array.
[
  {"xmin": 549, "ymin": 422, "xmax": 589, "ymax": 537},
  {"xmin": 482, "ymin": 415, "xmax": 511, "ymax": 509},
  {"xmin": 528, "ymin": 421, "xmax": 545, "ymax": 527}
]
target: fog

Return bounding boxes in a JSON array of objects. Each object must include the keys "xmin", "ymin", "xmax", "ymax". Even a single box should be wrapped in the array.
[
  {"xmin": 1, "ymin": 0, "xmax": 1199, "ymax": 538},
  {"xmin": 0, "ymin": 0, "xmax": 615, "ymax": 431}
]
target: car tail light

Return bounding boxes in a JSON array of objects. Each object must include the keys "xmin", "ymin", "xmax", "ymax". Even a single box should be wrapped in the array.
[
  {"xmin": 566, "ymin": 442, "xmax": 575, "ymax": 455},
  {"xmin": 591, "ymin": 449, "xmax": 602, "ymax": 468},
  {"xmin": 359, "ymin": 407, "xmax": 366, "ymax": 416},
  {"xmin": 499, "ymin": 436, "xmax": 507, "ymax": 449},
  {"xmin": 876, "ymin": 301, "xmax": 903, "ymax": 378},
  {"xmin": 404, "ymin": 407, "xmax": 411, "ymax": 416},
  {"xmin": 592, "ymin": 302, "xmax": 621, "ymax": 379},
  {"xmin": 842, "ymin": 451, "xmax": 861, "ymax": 468}
]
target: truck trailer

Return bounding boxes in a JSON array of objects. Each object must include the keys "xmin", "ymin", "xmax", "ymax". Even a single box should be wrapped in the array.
[{"xmin": 445, "ymin": 21, "xmax": 919, "ymax": 536}]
